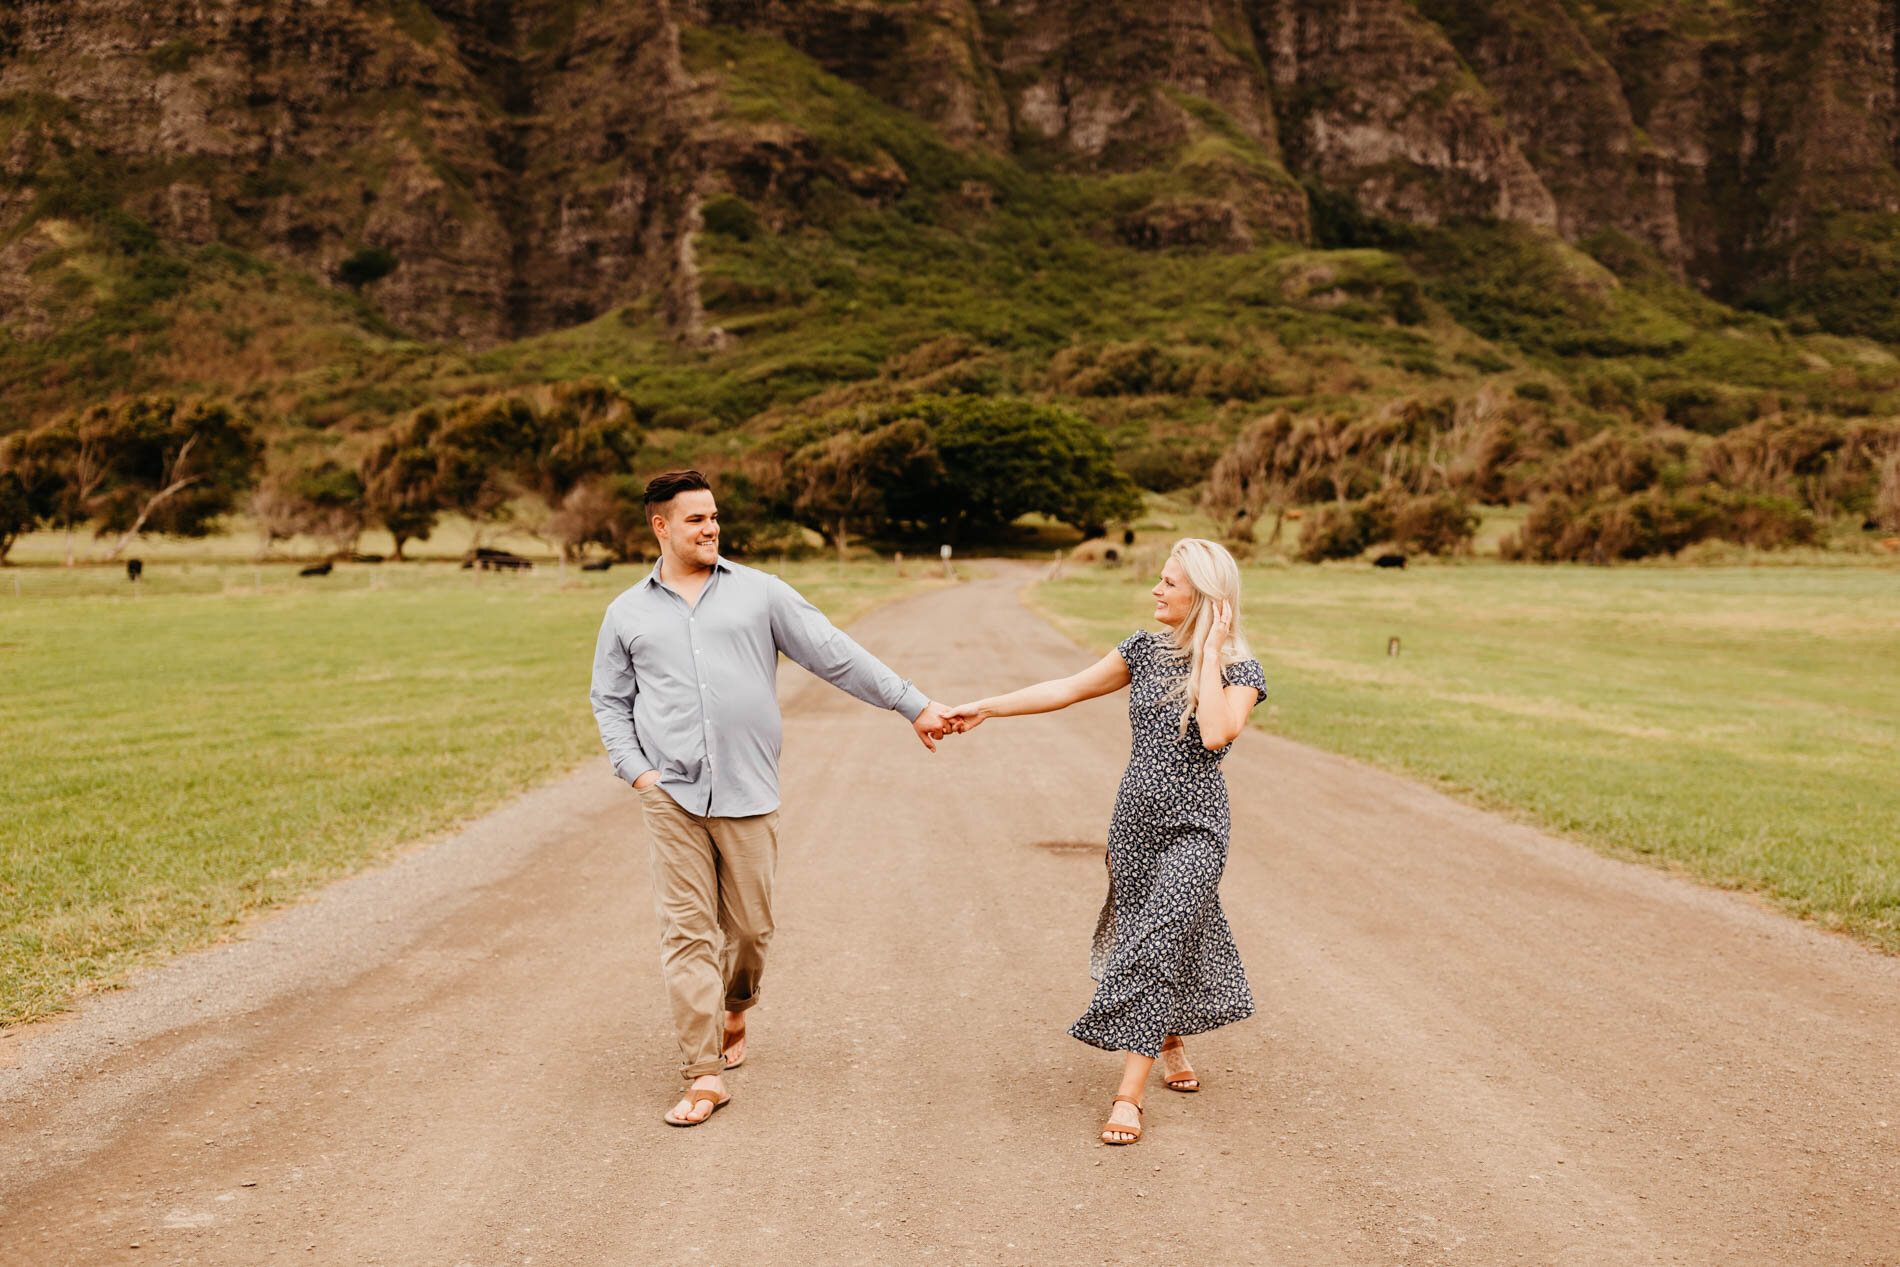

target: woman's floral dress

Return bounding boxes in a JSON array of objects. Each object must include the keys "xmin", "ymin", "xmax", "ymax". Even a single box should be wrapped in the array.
[{"xmin": 1069, "ymin": 630, "xmax": 1266, "ymax": 1057}]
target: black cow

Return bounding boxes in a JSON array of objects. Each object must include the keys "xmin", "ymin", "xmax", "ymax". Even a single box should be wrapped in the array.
[
  {"xmin": 1373, "ymin": 553, "xmax": 1407, "ymax": 569},
  {"xmin": 126, "ymin": 558, "xmax": 143, "ymax": 582},
  {"xmin": 299, "ymin": 561, "xmax": 334, "ymax": 577},
  {"xmin": 461, "ymin": 547, "xmax": 533, "ymax": 572}
]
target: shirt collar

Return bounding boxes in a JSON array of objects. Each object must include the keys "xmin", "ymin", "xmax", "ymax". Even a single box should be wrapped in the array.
[{"xmin": 643, "ymin": 555, "xmax": 730, "ymax": 590}]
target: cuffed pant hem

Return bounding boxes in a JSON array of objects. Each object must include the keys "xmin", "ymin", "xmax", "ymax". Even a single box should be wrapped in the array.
[
  {"xmin": 723, "ymin": 992, "xmax": 761, "ymax": 1013},
  {"xmin": 681, "ymin": 1057, "xmax": 727, "ymax": 1081}
]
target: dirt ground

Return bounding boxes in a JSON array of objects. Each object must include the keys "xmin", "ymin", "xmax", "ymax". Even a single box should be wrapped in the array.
[{"xmin": 3, "ymin": 563, "xmax": 1897, "ymax": 1265}]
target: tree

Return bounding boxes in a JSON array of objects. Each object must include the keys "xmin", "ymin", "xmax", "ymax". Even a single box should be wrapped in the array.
[
  {"xmin": 786, "ymin": 418, "xmax": 939, "ymax": 557},
  {"xmin": 889, "ymin": 396, "xmax": 1140, "ymax": 540},
  {"xmin": 516, "ymin": 381, "xmax": 641, "ymax": 561},
  {"xmin": 1204, "ymin": 410, "xmax": 1321, "ymax": 544},
  {"xmin": 784, "ymin": 395, "xmax": 1141, "ymax": 543},
  {"xmin": 248, "ymin": 459, "xmax": 366, "ymax": 558},
  {"xmin": 427, "ymin": 380, "xmax": 640, "ymax": 558},
  {"xmin": 6, "ymin": 407, "xmax": 116, "ymax": 565},
  {"xmin": 359, "ymin": 413, "xmax": 446, "ymax": 561},
  {"xmin": 0, "ymin": 469, "xmax": 37, "ymax": 565},
  {"xmin": 91, "ymin": 397, "xmax": 262, "ymax": 560}
]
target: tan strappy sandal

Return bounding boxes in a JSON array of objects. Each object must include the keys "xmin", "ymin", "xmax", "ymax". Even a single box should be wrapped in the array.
[
  {"xmin": 663, "ymin": 1088, "xmax": 731, "ymax": 1127},
  {"xmin": 1100, "ymin": 1095, "xmax": 1144, "ymax": 1145},
  {"xmin": 1160, "ymin": 1037, "xmax": 1200, "ymax": 1093}
]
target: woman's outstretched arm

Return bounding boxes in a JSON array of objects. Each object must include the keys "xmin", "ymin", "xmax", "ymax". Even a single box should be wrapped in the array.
[{"xmin": 942, "ymin": 649, "xmax": 1130, "ymax": 732}]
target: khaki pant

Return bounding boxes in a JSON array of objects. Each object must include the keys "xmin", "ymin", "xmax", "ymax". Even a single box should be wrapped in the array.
[{"xmin": 636, "ymin": 784, "xmax": 779, "ymax": 1081}]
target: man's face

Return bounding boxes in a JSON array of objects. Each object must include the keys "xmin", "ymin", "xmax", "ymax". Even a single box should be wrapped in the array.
[{"xmin": 654, "ymin": 489, "xmax": 720, "ymax": 568}]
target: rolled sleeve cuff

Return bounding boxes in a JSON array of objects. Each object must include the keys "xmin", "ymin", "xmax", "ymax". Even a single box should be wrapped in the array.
[
  {"xmin": 612, "ymin": 746, "xmax": 655, "ymax": 785},
  {"xmin": 894, "ymin": 684, "xmax": 929, "ymax": 722}
]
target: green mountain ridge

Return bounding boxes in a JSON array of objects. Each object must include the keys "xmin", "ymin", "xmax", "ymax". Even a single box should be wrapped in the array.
[{"xmin": 2, "ymin": 3, "xmax": 1899, "ymax": 560}]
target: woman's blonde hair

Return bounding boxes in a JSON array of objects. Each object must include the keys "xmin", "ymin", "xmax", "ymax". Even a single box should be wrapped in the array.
[{"xmin": 1157, "ymin": 537, "xmax": 1251, "ymax": 737}]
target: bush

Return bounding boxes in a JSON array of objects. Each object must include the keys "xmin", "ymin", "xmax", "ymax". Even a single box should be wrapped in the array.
[
  {"xmin": 1505, "ymin": 487, "xmax": 1818, "ymax": 562},
  {"xmin": 701, "ymin": 194, "xmax": 764, "ymax": 241},
  {"xmin": 337, "ymin": 246, "xmax": 398, "ymax": 290},
  {"xmin": 1386, "ymin": 491, "xmax": 1479, "ymax": 555},
  {"xmin": 1119, "ymin": 441, "xmax": 1218, "ymax": 492},
  {"xmin": 1297, "ymin": 501, "xmax": 1387, "ymax": 561}
]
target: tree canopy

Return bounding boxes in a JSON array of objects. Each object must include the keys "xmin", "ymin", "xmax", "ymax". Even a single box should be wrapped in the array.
[{"xmin": 780, "ymin": 395, "xmax": 1140, "ymax": 544}]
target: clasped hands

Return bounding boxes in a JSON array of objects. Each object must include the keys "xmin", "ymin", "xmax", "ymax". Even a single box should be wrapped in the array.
[{"xmin": 909, "ymin": 699, "xmax": 984, "ymax": 751}]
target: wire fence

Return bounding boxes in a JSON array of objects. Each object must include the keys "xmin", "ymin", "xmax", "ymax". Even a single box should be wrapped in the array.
[{"xmin": 0, "ymin": 558, "xmax": 633, "ymax": 602}]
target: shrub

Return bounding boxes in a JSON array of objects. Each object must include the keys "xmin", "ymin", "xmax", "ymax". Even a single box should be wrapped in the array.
[
  {"xmin": 1385, "ymin": 490, "xmax": 1480, "ymax": 555},
  {"xmin": 1297, "ymin": 501, "xmax": 1387, "ymax": 561},
  {"xmin": 337, "ymin": 246, "xmax": 398, "ymax": 290},
  {"xmin": 1119, "ymin": 441, "xmax": 1218, "ymax": 492},
  {"xmin": 1505, "ymin": 487, "xmax": 1818, "ymax": 562},
  {"xmin": 701, "ymin": 194, "xmax": 763, "ymax": 241}
]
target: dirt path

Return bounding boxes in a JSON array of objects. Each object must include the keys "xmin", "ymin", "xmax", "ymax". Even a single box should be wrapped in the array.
[{"xmin": 3, "ymin": 563, "xmax": 1897, "ymax": 1265}]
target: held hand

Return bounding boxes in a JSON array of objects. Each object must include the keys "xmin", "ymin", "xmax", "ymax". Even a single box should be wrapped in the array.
[
  {"xmin": 940, "ymin": 702, "xmax": 986, "ymax": 734},
  {"xmin": 912, "ymin": 701, "xmax": 953, "ymax": 752},
  {"xmin": 1203, "ymin": 599, "xmax": 1234, "ymax": 655}
]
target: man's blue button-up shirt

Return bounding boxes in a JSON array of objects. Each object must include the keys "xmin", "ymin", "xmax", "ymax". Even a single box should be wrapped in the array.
[{"xmin": 589, "ymin": 556, "xmax": 929, "ymax": 817}]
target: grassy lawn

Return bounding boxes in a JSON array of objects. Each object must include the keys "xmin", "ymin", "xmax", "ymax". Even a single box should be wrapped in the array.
[
  {"xmin": 1032, "ymin": 562, "xmax": 1900, "ymax": 953},
  {"xmin": 0, "ymin": 557, "xmax": 939, "ymax": 1026}
]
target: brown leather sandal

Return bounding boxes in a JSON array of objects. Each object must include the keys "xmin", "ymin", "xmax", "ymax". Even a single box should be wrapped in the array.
[
  {"xmin": 663, "ymin": 1088, "xmax": 731, "ymax": 1127},
  {"xmin": 1160, "ymin": 1037, "xmax": 1200, "ymax": 1093},
  {"xmin": 1100, "ymin": 1095, "xmax": 1144, "ymax": 1145},
  {"xmin": 722, "ymin": 1020, "xmax": 746, "ymax": 1070}
]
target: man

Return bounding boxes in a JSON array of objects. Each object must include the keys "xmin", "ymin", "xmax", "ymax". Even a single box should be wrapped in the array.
[{"xmin": 590, "ymin": 470, "xmax": 954, "ymax": 1126}]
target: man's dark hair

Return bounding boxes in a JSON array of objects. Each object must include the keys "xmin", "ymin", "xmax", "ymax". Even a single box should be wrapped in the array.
[{"xmin": 643, "ymin": 470, "xmax": 713, "ymax": 517}]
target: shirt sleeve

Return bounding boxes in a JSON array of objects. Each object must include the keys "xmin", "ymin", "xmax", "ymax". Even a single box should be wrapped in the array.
[
  {"xmin": 766, "ymin": 576, "xmax": 929, "ymax": 721},
  {"xmin": 589, "ymin": 606, "xmax": 655, "ymax": 784},
  {"xmin": 1115, "ymin": 631, "xmax": 1147, "ymax": 671},
  {"xmin": 1221, "ymin": 657, "xmax": 1267, "ymax": 707}
]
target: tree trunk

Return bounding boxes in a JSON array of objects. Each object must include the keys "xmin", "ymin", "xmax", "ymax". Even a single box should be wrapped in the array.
[
  {"xmin": 103, "ymin": 476, "xmax": 200, "ymax": 562},
  {"xmin": 391, "ymin": 533, "xmax": 409, "ymax": 562},
  {"xmin": 834, "ymin": 517, "xmax": 849, "ymax": 563},
  {"xmin": 64, "ymin": 523, "xmax": 75, "ymax": 567}
]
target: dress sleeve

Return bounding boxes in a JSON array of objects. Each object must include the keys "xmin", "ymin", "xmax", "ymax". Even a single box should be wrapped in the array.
[
  {"xmin": 1222, "ymin": 658, "xmax": 1267, "ymax": 707},
  {"xmin": 1115, "ymin": 631, "xmax": 1147, "ymax": 671}
]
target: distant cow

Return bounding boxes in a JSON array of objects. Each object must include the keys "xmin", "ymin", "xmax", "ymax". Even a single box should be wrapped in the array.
[
  {"xmin": 580, "ymin": 558, "xmax": 613, "ymax": 572},
  {"xmin": 1373, "ymin": 553, "xmax": 1407, "ymax": 569},
  {"xmin": 299, "ymin": 561, "xmax": 334, "ymax": 577},
  {"xmin": 461, "ymin": 547, "xmax": 533, "ymax": 572},
  {"xmin": 125, "ymin": 558, "xmax": 143, "ymax": 582}
]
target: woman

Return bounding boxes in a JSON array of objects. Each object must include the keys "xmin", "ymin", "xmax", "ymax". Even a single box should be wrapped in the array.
[{"xmin": 943, "ymin": 538, "xmax": 1266, "ymax": 1145}]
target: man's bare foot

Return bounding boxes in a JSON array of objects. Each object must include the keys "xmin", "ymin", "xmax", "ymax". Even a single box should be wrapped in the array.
[
  {"xmin": 664, "ymin": 1073, "xmax": 728, "ymax": 1126},
  {"xmin": 722, "ymin": 1011, "xmax": 746, "ymax": 1069}
]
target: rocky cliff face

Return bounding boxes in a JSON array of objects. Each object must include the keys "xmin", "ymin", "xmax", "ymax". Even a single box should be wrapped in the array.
[{"xmin": 3, "ymin": 0, "xmax": 1898, "ymax": 351}]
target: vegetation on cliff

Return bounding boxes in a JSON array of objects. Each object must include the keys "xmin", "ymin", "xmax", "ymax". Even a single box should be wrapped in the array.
[{"xmin": 3, "ymin": 5, "xmax": 1900, "ymax": 563}]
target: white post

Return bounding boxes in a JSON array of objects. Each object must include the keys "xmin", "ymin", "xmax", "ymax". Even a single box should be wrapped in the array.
[{"xmin": 939, "ymin": 543, "xmax": 954, "ymax": 580}]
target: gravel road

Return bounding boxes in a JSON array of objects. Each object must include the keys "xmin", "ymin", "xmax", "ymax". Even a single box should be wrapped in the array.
[{"xmin": 3, "ymin": 563, "xmax": 1897, "ymax": 1265}]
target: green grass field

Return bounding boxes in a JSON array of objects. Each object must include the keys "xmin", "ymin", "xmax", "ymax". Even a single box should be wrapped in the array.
[
  {"xmin": 1032, "ymin": 562, "xmax": 1900, "ymax": 953},
  {"xmin": 0, "ymin": 557, "xmax": 940, "ymax": 1026}
]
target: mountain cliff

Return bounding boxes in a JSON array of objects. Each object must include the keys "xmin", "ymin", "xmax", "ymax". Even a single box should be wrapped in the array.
[{"xmin": 2, "ymin": 0, "xmax": 1899, "ymax": 448}]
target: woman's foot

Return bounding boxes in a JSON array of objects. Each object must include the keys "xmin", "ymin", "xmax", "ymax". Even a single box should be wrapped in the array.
[
  {"xmin": 721, "ymin": 1012, "xmax": 746, "ymax": 1069},
  {"xmin": 1100, "ymin": 1096, "xmax": 1143, "ymax": 1144},
  {"xmin": 663, "ymin": 1073, "xmax": 729, "ymax": 1126},
  {"xmin": 1159, "ymin": 1036, "xmax": 1199, "ymax": 1092}
]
